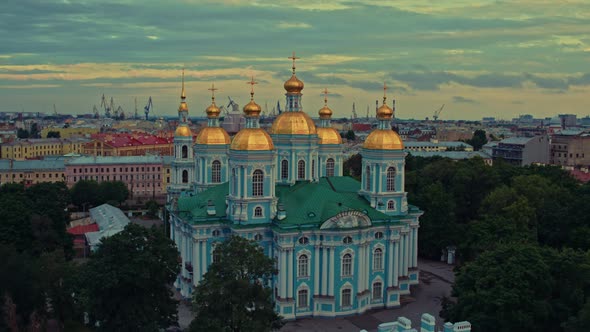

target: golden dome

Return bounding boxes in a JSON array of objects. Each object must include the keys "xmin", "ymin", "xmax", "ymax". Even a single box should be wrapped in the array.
[
  {"xmin": 363, "ymin": 129, "xmax": 403, "ymax": 150},
  {"xmin": 284, "ymin": 74, "xmax": 304, "ymax": 93},
  {"xmin": 196, "ymin": 127, "xmax": 230, "ymax": 145},
  {"xmin": 178, "ymin": 101, "xmax": 188, "ymax": 113},
  {"xmin": 270, "ymin": 111, "xmax": 317, "ymax": 135},
  {"xmin": 317, "ymin": 127, "xmax": 342, "ymax": 145},
  {"xmin": 230, "ymin": 128, "xmax": 274, "ymax": 151},
  {"xmin": 243, "ymin": 100, "xmax": 262, "ymax": 118},
  {"xmin": 319, "ymin": 105, "xmax": 333, "ymax": 119},
  {"xmin": 206, "ymin": 102, "xmax": 221, "ymax": 118},
  {"xmin": 377, "ymin": 104, "xmax": 394, "ymax": 120},
  {"xmin": 174, "ymin": 125, "xmax": 193, "ymax": 137}
]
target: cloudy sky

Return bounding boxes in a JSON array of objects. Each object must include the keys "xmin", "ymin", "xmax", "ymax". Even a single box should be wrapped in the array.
[{"xmin": 1, "ymin": 0, "xmax": 590, "ymax": 120}]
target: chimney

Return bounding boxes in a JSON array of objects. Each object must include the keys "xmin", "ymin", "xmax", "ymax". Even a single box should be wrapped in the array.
[{"xmin": 277, "ymin": 203, "xmax": 286, "ymax": 220}]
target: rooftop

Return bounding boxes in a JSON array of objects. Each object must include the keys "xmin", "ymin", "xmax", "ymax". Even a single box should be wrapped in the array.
[
  {"xmin": 86, "ymin": 204, "xmax": 130, "ymax": 248},
  {"xmin": 66, "ymin": 155, "xmax": 163, "ymax": 166},
  {"xmin": 0, "ymin": 159, "xmax": 65, "ymax": 171}
]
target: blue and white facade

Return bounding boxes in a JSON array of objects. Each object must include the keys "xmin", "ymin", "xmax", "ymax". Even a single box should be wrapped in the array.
[{"xmin": 167, "ymin": 61, "xmax": 422, "ymax": 319}]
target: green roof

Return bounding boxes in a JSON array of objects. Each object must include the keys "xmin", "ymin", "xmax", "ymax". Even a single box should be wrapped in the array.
[{"xmin": 176, "ymin": 177, "xmax": 409, "ymax": 229}]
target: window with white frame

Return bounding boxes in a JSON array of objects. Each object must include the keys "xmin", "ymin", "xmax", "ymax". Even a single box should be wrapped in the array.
[
  {"xmin": 182, "ymin": 170, "xmax": 188, "ymax": 183},
  {"xmin": 341, "ymin": 288, "xmax": 352, "ymax": 307},
  {"xmin": 373, "ymin": 248, "xmax": 383, "ymax": 270},
  {"xmin": 254, "ymin": 233, "xmax": 263, "ymax": 241},
  {"xmin": 387, "ymin": 200, "xmax": 395, "ymax": 211},
  {"xmin": 365, "ymin": 166, "xmax": 371, "ymax": 191},
  {"xmin": 326, "ymin": 158, "xmax": 335, "ymax": 177},
  {"xmin": 298, "ymin": 160, "xmax": 305, "ymax": 180},
  {"xmin": 212, "ymin": 160, "xmax": 221, "ymax": 183},
  {"xmin": 342, "ymin": 253, "xmax": 352, "ymax": 277},
  {"xmin": 254, "ymin": 206, "xmax": 263, "ymax": 217},
  {"xmin": 312, "ymin": 160, "xmax": 315, "ymax": 179},
  {"xmin": 212, "ymin": 229, "xmax": 220, "ymax": 237},
  {"xmin": 343, "ymin": 236, "xmax": 353, "ymax": 244},
  {"xmin": 298, "ymin": 254, "xmax": 309, "ymax": 277},
  {"xmin": 372, "ymin": 282, "xmax": 382, "ymax": 300},
  {"xmin": 375, "ymin": 231, "xmax": 383, "ymax": 239},
  {"xmin": 252, "ymin": 170, "xmax": 263, "ymax": 196},
  {"xmin": 281, "ymin": 160, "xmax": 288, "ymax": 180},
  {"xmin": 298, "ymin": 289, "xmax": 308, "ymax": 308},
  {"xmin": 298, "ymin": 236, "xmax": 309, "ymax": 245},
  {"xmin": 386, "ymin": 167, "xmax": 396, "ymax": 191}
]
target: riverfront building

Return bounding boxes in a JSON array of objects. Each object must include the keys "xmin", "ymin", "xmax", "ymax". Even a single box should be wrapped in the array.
[{"xmin": 167, "ymin": 58, "xmax": 422, "ymax": 319}]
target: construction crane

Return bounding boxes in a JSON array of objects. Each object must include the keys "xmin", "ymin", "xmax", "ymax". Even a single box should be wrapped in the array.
[
  {"xmin": 227, "ymin": 97, "xmax": 238, "ymax": 113},
  {"xmin": 134, "ymin": 97, "xmax": 138, "ymax": 119},
  {"xmin": 276, "ymin": 100, "xmax": 282, "ymax": 114},
  {"xmin": 53, "ymin": 104, "xmax": 58, "ymax": 116},
  {"xmin": 100, "ymin": 94, "xmax": 111, "ymax": 118},
  {"xmin": 352, "ymin": 102, "xmax": 357, "ymax": 120},
  {"xmin": 433, "ymin": 104, "xmax": 445, "ymax": 121},
  {"xmin": 92, "ymin": 105, "xmax": 100, "ymax": 118},
  {"xmin": 366, "ymin": 105, "xmax": 370, "ymax": 120},
  {"xmin": 116, "ymin": 106, "xmax": 125, "ymax": 119},
  {"xmin": 144, "ymin": 96, "xmax": 153, "ymax": 120}
]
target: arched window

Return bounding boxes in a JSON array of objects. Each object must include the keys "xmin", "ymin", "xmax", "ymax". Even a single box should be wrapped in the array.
[
  {"xmin": 373, "ymin": 248, "xmax": 383, "ymax": 270},
  {"xmin": 374, "ymin": 231, "xmax": 384, "ymax": 239},
  {"xmin": 343, "ymin": 236, "xmax": 353, "ymax": 244},
  {"xmin": 298, "ymin": 236, "xmax": 309, "ymax": 245},
  {"xmin": 365, "ymin": 166, "xmax": 371, "ymax": 191},
  {"xmin": 182, "ymin": 170, "xmax": 188, "ymax": 183},
  {"xmin": 298, "ymin": 289, "xmax": 308, "ymax": 308},
  {"xmin": 312, "ymin": 160, "xmax": 315, "ymax": 179},
  {"xmin": 252, "ymin": 170, "xmax": 263, "ymax": 197},
  {"xmin": 387, "ymin": 167, "xmax": 396, "ymax": 191},
  {"xmin": 373, "ymin": 282, "xmax": 382, "ymax": 300},
  {"xmin": 212, "ymin": 160, "xmax": 221, "ymax": 183},
  {"xmin": 298, "ymin": 254, "xmax": 309, "ymax": 277},
  {"xmin": 232, "ymin": 168, "xmax": 237, "ymax": 195},
  {"xmin": 341, "ymin": 288, "xmax": 352, "ymax": 307},
  {"xmin": 342, "ymin": 253, "xmax": 352, "ymax": 277},
  {"xmin": 212, "ymin": 246, "xmax": 221, "ymax": 263},
  {"xmin": 387, "ymin": 200, "xmax": 395, "ymax": 211},
  {"xmin": 298, "ymin": 160, "xmax": 305, "ymax": 180},
  {"xmin": 326, "ymin": 158, "xmax": 335, "ymax": 177},
  {"xmin": 254, "ymin": 233, "xmax": 263, "ymax": 241},
  {"xmin": 182, "ymin": 145, "xmax": 188, "ymax": 159},
  {"xmin": 281, "ymin": 160, "xmax": 288, "ymax": 180},
  {"xmin": 254, "ymin": 206, "xmax": 263, "ymax": 217}
]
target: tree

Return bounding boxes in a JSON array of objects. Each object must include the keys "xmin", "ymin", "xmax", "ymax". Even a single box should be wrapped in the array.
[
  {"xmin": 46, "ymin": 131, "xmax": 61, "ymax": 138},
  {"xmin": 343, "ymin": 129, "xmax": 356, "ymax": 141},
  {"xmin": 97, "ymin": 181, "xmax": 129, "ymax": 206},
  {"xmin": 145, "ymin": 200, "xmax": 160, "ymax": 218},
  {"xmin": 443, "ymin": 243, "xmax": 553, "ymax": 332},
  {"xmin": 70, "ymin": 180, "xmax": 100, "ymax": 209},
  {"xmin": 17, "ymin": 128, "xmax": 29, "ymax": 139},
  {"xmin": 343, "ymin": 153, "xmax": 362, "ymax": 179},
  {"xmin": 80, "ymin": 224, "xmax": 179, "ymax": 331},
  {"xmin": 190, "ymin": 235, "xmax": 283, "ymax": 332},
  {"xmin": 465, "ymin": 129, "xmax": 487, "ymax": 151}
]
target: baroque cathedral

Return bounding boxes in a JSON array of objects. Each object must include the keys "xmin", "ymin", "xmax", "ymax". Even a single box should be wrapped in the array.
[{"xmin": 167, "ymin": 55, "xmax": 422, "ymax": 319}]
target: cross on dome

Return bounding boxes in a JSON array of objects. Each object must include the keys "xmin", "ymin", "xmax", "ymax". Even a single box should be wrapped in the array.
[
  {"xmin": 322, "ymin": 87, "xmax": 329, "ymax": 105},
  {"xmin": 247, "ymin": 76, "xmax": 258, "ymax": 99},
  {"xmin": 208, "ymin": 83, "xmax": 218, "ymax": 102},
  {"xmin": 382, "ymin": 82, "xmax": 388, "ymax": 104},
  {"xmin": 181, "ymin": 68, "xmax": 186, "ymax": 99},
  {"xmin": 288, "ymin": 51, "xmax": 300, "ymax": 74}
]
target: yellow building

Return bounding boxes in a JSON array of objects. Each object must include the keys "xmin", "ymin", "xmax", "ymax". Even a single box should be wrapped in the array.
[
  {"xmin": 0, "ymin": 159, "xmax": 65, "ymax": 186},
  {"xmin": 41, "ymin": 126, "xmax": 99, "ymax": 139},
  {"xmin": 0, "ymin": 138, "xmax": 90, "ymax": 160}
]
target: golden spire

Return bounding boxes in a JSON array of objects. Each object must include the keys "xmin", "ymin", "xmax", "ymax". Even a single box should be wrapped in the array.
[
  {"xmin": 382, "ymin": 82, "xmax": 387, "ymax": 105},
  {"xmin": 181, "ymin": 68, "xmax": 186, "ymax": 99},
  {"xmin": 288, "ymin": 51, "xmax": 299, "ymax": 74},
  {"xmin": 247, "ymin": 76, "xmax": 258, "ymax": 100},
  {"xmin": 318, "ymin": 87, "xmax": 333, "ymax": 120}
]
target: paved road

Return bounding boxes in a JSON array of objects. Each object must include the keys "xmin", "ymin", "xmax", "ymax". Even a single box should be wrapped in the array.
[{"xmin": 176, "ymin": 259, "xmax": 455, "ymax": 331}]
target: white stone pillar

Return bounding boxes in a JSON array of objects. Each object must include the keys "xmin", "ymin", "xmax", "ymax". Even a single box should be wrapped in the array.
[
  {"xmin": 193, "ymin": 239, "xmax": 200, "ymax": 286},
  {"xmin": 387, "ymin": 241, "xmax": 394, "ymax": 287},
  {"xmin": 357, "ymin": 245, "xmax": 363, "ymax": 292},
  {"xmin": 404, "ymin": 234, "xmax": 409, "ymax": 276},
  {"xmin": 412, "ymin": 228, "xmax": 418, "ymax": 267},
  {"xmin": 322, "ymin": 247, "xmax": 328, "ymax": 296},
  {"xmin": 314, "ymin": 246, "xmax": 320, "ymax": 295},
  {"xmin": 280, "ymin": 249, "xmax": 287, "ymax": 299},
  {"xmin": 393, "ymin": 241, "xmax": 399, "ymax": 287},
  {"xmin": 202, "ymin": 241, "xmax": 208, "ymax": 276},
  {"xmin": 365, "ymin": 244, "xmax": 370, "ymax": 292},
  {"xmin": 329, "ymin": 248, "xmax": 335, "ymax": 296},
  {"xmin": 288, "ymin": 249, "xmax": 293, "ymax": 299}
]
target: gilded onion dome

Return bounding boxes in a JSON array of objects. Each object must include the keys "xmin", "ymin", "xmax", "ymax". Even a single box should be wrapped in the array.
[
  {"xmin": 270, "ymin": 111, "xmax": 317, "ymax": 135},
  {"xmin": 363, "ymin": 129, "xmax": 403, "ymax": 150},
  {"xmin": 205, "ymin": 102, "xmax": 220, "ymax": 118},
  {"xmin": 230, "ymin": 77, "xmax": 274, "ymax": 151},
  {"xmin": 284, "ymin": 74, "xmax": 304, "ymax": 93},
  {"xmin": 319, "ymin": 105, "xmax": 333, "ymax": 119},
  {"xmin": 317, "ymin": 127, "xmax": 342, "ymax": 144},
  {"xmin": 196, "ymin": 127, "xmax": 230, "ymax": 145},
  {"xmin": 174, "ymin": 124, "xmax": 193, "ymax": 137},
  {"xmin": 377, "ymin": 103, "xmax": 394, "ymax": 120}
]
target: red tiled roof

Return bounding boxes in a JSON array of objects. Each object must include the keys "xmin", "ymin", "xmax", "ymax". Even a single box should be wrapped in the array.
[
  {"xmin": 571, "ymin": 170, "xmax": 590, "ymax": 183},
  {"xmin": 353, "ymin": 123, "xmax": 372, "ymax": 132},
  {"xmin": 67, "ymin": 223, "xmax": 99, "ymax": 235},
  {"xmin": 89, "ymin": 132, "xmax": 172, "ymax": 148}
]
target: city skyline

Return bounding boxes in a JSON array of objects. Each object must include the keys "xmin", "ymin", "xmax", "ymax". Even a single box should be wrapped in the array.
[{"xmin": 1, "ymin": 0, "xmax": 590, "ymax": 120}]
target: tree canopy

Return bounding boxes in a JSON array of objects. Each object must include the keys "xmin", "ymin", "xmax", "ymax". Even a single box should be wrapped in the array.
[
  {"xmin": 70, "ymin": 180, "xmax": 129, "ymax": 209},
  {"xmin": 190, "ymin": 235, "xmax": 283, "ymax": 332}
]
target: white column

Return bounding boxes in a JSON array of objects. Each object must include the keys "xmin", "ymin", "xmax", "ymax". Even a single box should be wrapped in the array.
[
  {"xmin": 365, "ymin": 244, "xmax": 370, "ymax": 292},
  {"xmin": 288, "ymin": 249, "xmax": 294, "ymax": 299},
  {"xmin": 329, "ymin": 248, "xmax": 335, "ymax": 296},
  {"xmin": 280, "ymin": 249, "xmax": 287, "ymax": 298},
  {"xmin": 357, "ymin": 245, "xmax": 363, "ymax": 292},
  {"xmin": 412, "ymin": 228, "xmax": 418, "ymax": 267},
  {"xmin": 387, "ymin": 241, "xmax": 394, "ymax": 287},
  {"xmin": 242, "ymin": 166, "xmax": 247, "ymax": 198},
  {"xmin": 314, "ymin": 246, "xmax": 320, "ymax": 295},
  {"xmin": 201, "ymin": 241, "xmax": 208, "ymax": 276},
  {"xmin": 321, "ymin": 247, "xmax": 328, "ymax": 296},
  {"xmin": 193, "ymin": 239, "xmax": 200, "ymax": 286},
  {"xmin": 404, "ymin": 234, "xmax": 409, "ymax": 276},
  {"xmin": 372, "ymin": 165, "xmax": 377, "ymax": 193},
  {"xmin": 393, "ymin": 241, "xmax": 399, "ymax": 287}
]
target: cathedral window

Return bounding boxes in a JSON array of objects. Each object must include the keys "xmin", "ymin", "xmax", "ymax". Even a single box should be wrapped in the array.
[
  {"xmin": 213, "ymin": 248, "xmax": 221, "ymax": 263},
  {"xmin": 254, "ymin": 233, "xmax": 263, "ymax": 241},
  {"xmin": 298, "ymin": 236, "xmax": 309, "ymax": 245},
  {"xmin": 373, "ymin": 248, "xmax": 383, "ymax": 270},
  {"xmin": 281, "ymin": 160, "xmax": 288, "ymax": 180},
  {"xmin": 182, "ymin": 145, "xmax": 188, "ymax": 159},
  {"xmin": 298, "ymin": 160, "xmax": 305, "ymax": 180},
  {"xmin": 343, "ymin": 236, "xmax": 353, "ymax": 244},
  {"xmin": 386, "ymin": 167, "xmax": 396, "ymax": 191},
  {"xmin": 232, "ymin": 168, "xmax": 237, "ymax": 195},
  {"xmin": 254, "ymin": 206, "xmax": 263, "ymax": 217},
  {"xmin": 373, "ymin": 282, "xmax": 383, "ymax": 300},
  {"xmin": 342, "ymin": 254, "xmax": 352, "ymax": 277},
  {"xmin": 298, "ymin": 289, "xmax": 308, "ymax": 308},
  {"xmin": 298, "ymin": 254, "xmax": 309, "ymax": 277},
  {"xmin": 365, "ymin": 166, "xmax": 371, "ymax": 191},
  {"xmin": 212, "ymin": 229, "xmax": 220, "ymax": 237},
  {"xmin": 387, "ymin": 200, "xmax": 395, "ymax": 211},
  {"xmin": 212, "ymin": 160, "xmax": 221, "ymax": 183},
  {"xmin": 182, "ymin": 170, "xmax": 188, "ymax": 183},
  {"xmin": 374, "ymin": 231, "xmax": 384, "ymax": 239},
  {"xmin": 252, "ymin": 170, "xmax": 264, "ymax": 197},
  {"xmin": 326, "ymin": 158, "xmax": 335, "ymax": 177},
  {"xmin": 341, "ymin": 288, "xmax": 352, "ymax": 307}
]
